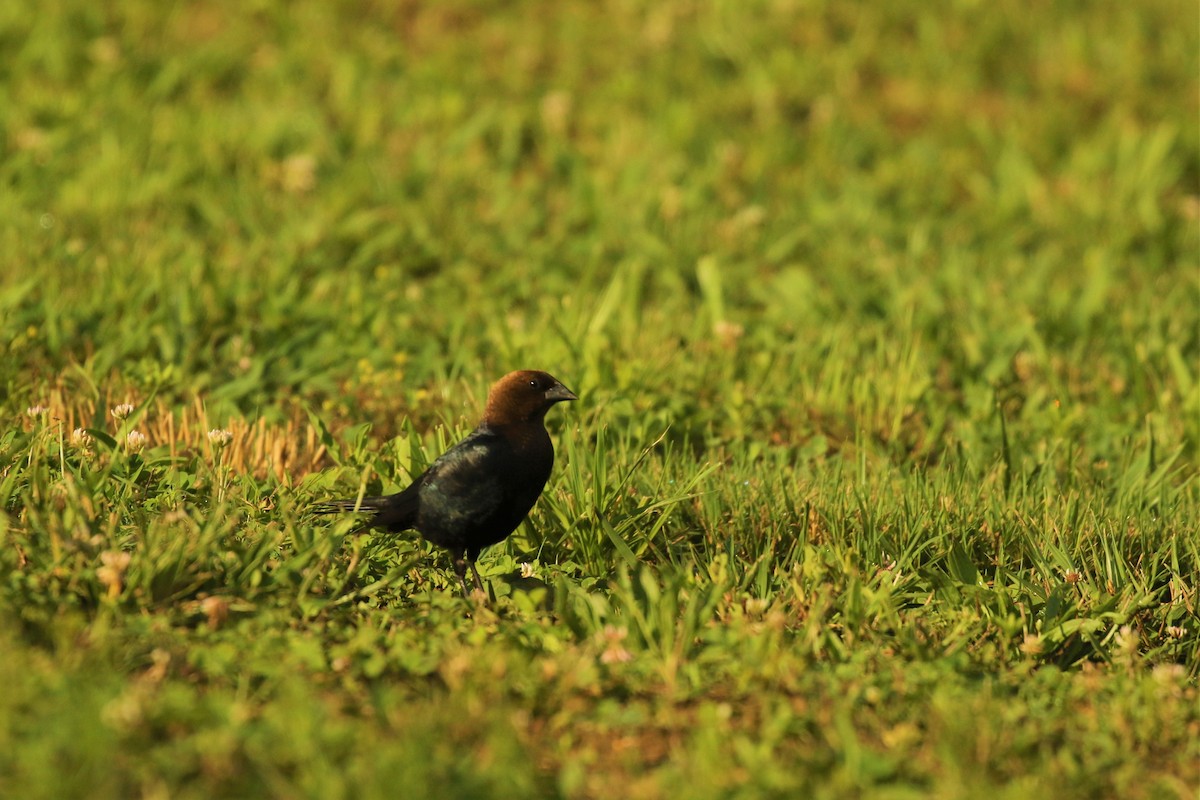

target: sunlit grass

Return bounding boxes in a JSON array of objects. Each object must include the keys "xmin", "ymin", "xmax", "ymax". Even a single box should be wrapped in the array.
[{"xmin": 1, "ymin": 0, "xmax": 1197, "ymax": 797}]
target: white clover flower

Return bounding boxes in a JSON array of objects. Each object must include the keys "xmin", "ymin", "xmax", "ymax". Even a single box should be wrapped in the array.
[
  {"xmin": 519, "ymin": 562, "xmax": 536, "ymax": 579},
  {"xmin": 100, "ymin": 550, "xmax": 132, "ymax": 571},
  {"xmin": 26, "ymin": 404, "xmax": 48, "ymax": 417},
  {"xmin": 71, "ymin": 428, "xmax": 94, "ymax": 447},
  {"xmin": 1114, "ymin": 625, "xmax": 1140, "ymax": 663},
  {"xmin": 200, "ymin": 596, "xmax": 229, "ymax": 629},
  {"xmin": 97, "ymin": 550, "xmax": 132, "ymax": 597},
  {"xmin": 111, "ymin": 403, "xmax": 135, "ymax": 420},
  {"xmin": 744, "ymin": 597, "xmax": 769, "ymax": 617},
  {"xmin": 598, "ymin": 625, "xmax": 633, "ymax": 665},
  {"xmin": 207, "ymin": 428, "xmax": 233, "ymax": 447},
  {"xmin": 714, "ymin": 319, "xmax": 745, "ymax": 345},
  {"xmin": 125, "ymin": 430, "xmax": 147, "ymax": 452}
]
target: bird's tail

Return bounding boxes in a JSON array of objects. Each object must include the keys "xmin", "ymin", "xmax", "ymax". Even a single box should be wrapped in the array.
[{"xmin": 311, "ymin": 497, "xmax": 390, "ymax": 514}]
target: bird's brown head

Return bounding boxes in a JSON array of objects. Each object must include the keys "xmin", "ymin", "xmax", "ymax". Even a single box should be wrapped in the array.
[{"xmin": 483, "ymin": 370, "xmax": 577, "ymax": 426}]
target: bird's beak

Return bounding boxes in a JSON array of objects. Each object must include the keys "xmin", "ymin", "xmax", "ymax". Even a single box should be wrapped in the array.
[{"xmin": 545, "ymin": 383, "xmax": 577, "ymax": 403}]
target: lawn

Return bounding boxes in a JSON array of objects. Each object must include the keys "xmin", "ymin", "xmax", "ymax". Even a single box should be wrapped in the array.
[{"xmin": 1, "ymin": 1, "xmax": 1197, "ymax": 797}]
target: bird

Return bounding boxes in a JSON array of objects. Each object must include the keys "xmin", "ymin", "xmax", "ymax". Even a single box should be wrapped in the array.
[{"xmin": 314, "ymin": 370, "xmax": 576, "ymax": 597}]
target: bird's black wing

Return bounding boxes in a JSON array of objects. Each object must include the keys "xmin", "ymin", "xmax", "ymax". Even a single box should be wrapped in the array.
[
  {"xmin": 415, "ymin": 428, "xmax": 509, "ymax": 533},
  {"xmin": 312, "ymin": 427, "xmax": 509, "ymax": 536}
]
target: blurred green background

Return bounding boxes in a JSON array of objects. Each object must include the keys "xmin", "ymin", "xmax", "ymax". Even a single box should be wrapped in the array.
[{"xmin": 1, "ymin": 1, "xmax": 1197, "ymax": 798}]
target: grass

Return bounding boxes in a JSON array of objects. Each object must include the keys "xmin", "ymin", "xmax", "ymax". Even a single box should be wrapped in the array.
[{"xmin": 1, "ymin": 0, "xmax": 1198, "ymax": 797}]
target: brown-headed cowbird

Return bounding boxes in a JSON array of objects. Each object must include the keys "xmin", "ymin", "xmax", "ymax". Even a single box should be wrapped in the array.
[{"xmin": 315, "ymin": 370, "xmax": 576, "ymax": 597}]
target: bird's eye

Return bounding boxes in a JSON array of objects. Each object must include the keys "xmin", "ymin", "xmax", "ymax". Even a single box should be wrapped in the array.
[{"xmin": 529, "ymin": 379, "xmax": 539, "ymax": 388}]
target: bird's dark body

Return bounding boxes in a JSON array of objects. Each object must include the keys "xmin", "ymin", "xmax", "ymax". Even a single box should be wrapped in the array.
[
  {"xmin": 315, "ymin": 370, "xmax": 574, "ymax": 597},
  {"xmin": 351, "ymin": 425, "xmax": 553, "ymax": 558}
]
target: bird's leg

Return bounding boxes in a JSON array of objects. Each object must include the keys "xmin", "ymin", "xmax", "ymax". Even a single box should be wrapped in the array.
[
  {"xmin": 452, "ymin": 552, "xmax": 471, "ymax": 599},
  {"xmin": 468, "ymin": 558, "xmax": 485, "ymax": 595}
]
